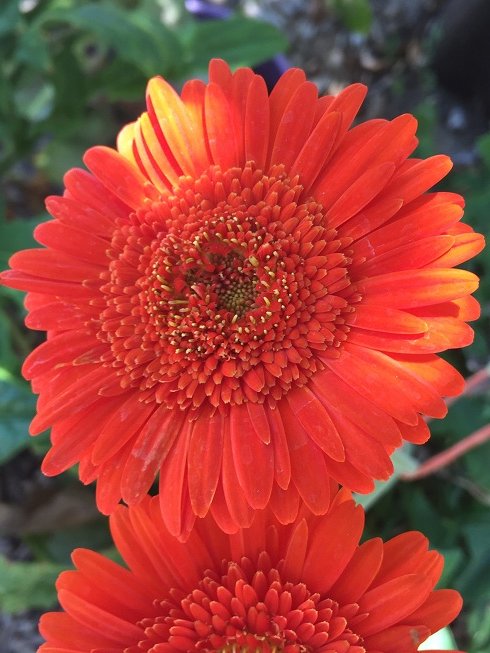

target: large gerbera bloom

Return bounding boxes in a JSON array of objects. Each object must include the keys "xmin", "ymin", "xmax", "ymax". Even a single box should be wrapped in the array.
[
  {"xmin": 39, "ymin": 491, "xmax": 463, "ymax": 653},
  {"xmin": 1, "ymin": 60, "xmax": 484, "ymax": 538}
]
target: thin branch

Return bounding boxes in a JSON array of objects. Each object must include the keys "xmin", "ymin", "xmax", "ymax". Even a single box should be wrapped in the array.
[
  {"xmin": 401, "ymin": 422, "xmax": 490, "ymax": 481},
  {"xmin": 445, "ymin": 364, "xmax": 490, "ymax": 409}
]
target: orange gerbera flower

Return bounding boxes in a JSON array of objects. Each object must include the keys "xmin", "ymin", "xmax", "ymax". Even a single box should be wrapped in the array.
[
  {"xmin": 38, "ymin": 491, "xmax": 463, "ymax": 653},
  {"xmin": 1, "ymin": 60, "xmax": 484, "ymax": 537}
]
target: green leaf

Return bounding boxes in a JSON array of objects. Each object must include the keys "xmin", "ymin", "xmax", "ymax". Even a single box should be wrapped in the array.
[
  {"xmin": 330, "ymin": 0, "xmax": 373, "ymax": 34},
  {"xmin": 92, "ymin": 58, "xmax": 146, "ymax": 101},
  {"xmin": 0, "ymin": 0, "xmax": 21, "ymax": 37},
  {"xmin": 438, "ymin": 548, "xmax": 464, "ymax": 588},
  {"xmin": 0, "ymin": 309, "xmax": 21, "ymax": 373},
  {"xmin": 15, "ymin": 25, "xmax": 51, "ymax": 72},
  {"xmin": 0, "ymin": 555, "xmax": 64, "ymax": 613},
  {"xmin": 182, "ymin": 16, "xmax": 288, "ymax": 72},
  {"xmin": 13, "ymin": 70, "xmax": 55, "ymax": 122},
  {"xmin": 458, "ymin": 520, "xmax": 490, "ymax": 601},
  {"xmin": 48, "ymin": 3, "xmax": 183, "ymax": 78},
  {"xmin": 430, "ymin": 396, "xmax": 488, "ymax": 445},
  {"xmin": 413, "ymin": 98, "xmax": 438, "ymax": 158},
  {"xmin": 128, "ymin": 7, "xmax": 183, "ymax": 76},
  {"xmin": 42, "ymin": 521, "xmax": 113, "ymax": 565},
  {"xmin": 0, "ymin": 214, "xmax": 46, "ymax": 271},
  {"xmin": 0, "ymin": 121, "xmax": 15, "ymax": 165},
  {"xmin": 477, "ymin": 132, "xmax": 490, "ymax": 169},
  {"xmin": 0, "ymin": 66, "xmax": 14, "ymax": 115},
  {"xmin": 48, "ymin": 47, "xmax": 87, "ymax": 122},
  {"xmin": 353, "ymin": 445, "xmax": 419, "ymax": 510},
  {"xmin": 36, "ymin": 111, "xmax": 115, "ymax": 181},
  {"xmin": 0, "ymin": 372, "xmax": 37, "ymax": 463},
  {"xmin": 467, "ymin": 604, "xmax": 490, "ymax": 653},
  {"xmin": 402, "ymin": 486, "xmax": 451, "ymax": 543},
  {"xmin": 465, "ymin": 439, "xmax": 490, "ymax": 492}
]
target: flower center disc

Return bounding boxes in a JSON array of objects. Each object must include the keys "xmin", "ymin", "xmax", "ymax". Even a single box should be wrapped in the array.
[
  {"xmin": 100, "ymin": 163, "xmax": 359, "ymax": 412},
  {"xmin": 216, "ymin": 635, "xmax": 284, "ymax": 653},
  {"xmin": 128, "ymin": 556, "xmax": 364, "ymax": 653},
  {"xmin": 146, "ymin": 213, "xmax": 268, "ymax": 361}
]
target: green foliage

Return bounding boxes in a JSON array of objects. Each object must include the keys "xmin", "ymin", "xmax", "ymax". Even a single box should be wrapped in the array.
[
  {"xmin": 468, "ymin": 604, "xmax": 490, "ymax": 653},
  {"xmin": 0, "ymin": 215, "xmax": 45, "ymax": 379},
  {"xmin": 327, "ymin": 0, "xmax": 373, "ymax": 34},
  {"xmin": 0, "ymin": 556, "xmax": 64, "ymax": 613},
  {"xmin": 0, "ymin": 0, "xmax": 287, "ymax": 177},
  {"xmin": 0, "ymin": 371, "xmax": 36, "ymax": 464},
  {"xmin": 0, "ymin": 215, "xmax": 45, "ymax": 271},
  {"xmin": 181, "ymin": 16, "xmax": 288, "ymax": 72}
]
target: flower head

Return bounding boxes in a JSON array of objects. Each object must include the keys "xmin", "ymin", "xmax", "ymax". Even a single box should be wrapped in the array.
[
  {"xmin": 1, "ymin": 60, "xmax": 484, "ymax": 538},
  {"xmin": 39, "ymin": 491, "xmax": 463, "ymax": 653}
]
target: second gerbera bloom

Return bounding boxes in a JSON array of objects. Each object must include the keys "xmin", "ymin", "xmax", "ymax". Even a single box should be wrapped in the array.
[
  {"xmin": 38, "ymin": 491, "xmax": 463, "ymax": 653},
  {"xmin": 1, "ymin": 59, "xmax": 484, "ymax": 538}
]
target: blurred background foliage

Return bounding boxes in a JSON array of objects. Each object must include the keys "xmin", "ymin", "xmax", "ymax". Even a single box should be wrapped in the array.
[{"xmin": 0, "ymin": 1, "xmax": 489, "ymax": 652}]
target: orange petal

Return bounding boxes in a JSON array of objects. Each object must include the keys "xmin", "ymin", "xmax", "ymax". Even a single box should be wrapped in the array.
[
  {"xmin": 230, "ymin": 403, "xmax": 274, "ymax": 510},
  {"xmin": 289, "ymin": 110, "xmax": 341, "ymax": 193},
  {"xmin": 281, "ymin": 518, "xmax": 309, "ymax": 582},
  {"xmin": 221, "ymin": 425, "xmax": 255, "ymax": 529},
  {"xmin": 268, "ymin": 68, "xmax": 307, "ymax": 148},
  {"xmin": 346, "ymin": 305, "xmax": 428, "ymax": 335},
  {"xmin": 83, "ymin": 146, "xmax": 151, "ymax": 209},
  {"xmin": 57, "ymin": 589, "xmax": 143, "ymax": 645},
  {"xmin": 90, "ymin": 394, "xmax": 156, "ymax": 466},
  {"xmin": 122, "ymin": 406, "xmax": 185, "ymax": 505},
  {"xmin": 146, "ymin": 76, "xmax": 209, "ymax": 175},
  {"xmin": 269, "ymin": 81, "xmax": 318, "ymax": 169},
  {"xmin": 244, "ymin": 74, "xmax": 270, "ymax": 169},
  {"xmin": 329, "ymin": 537, "xmax": 384, "ymax": 604},
  {"xmin": 188, "ymin": 412, "xmax": 224, "ymax": 518},
  {"xmin": 353, "ymin": 235, "xmax": 455, "ymax": 275},
  {"xmin": 158, "ymin": 418, "xmax": 193, "ymax": 538},
  {"xmin": 356, "ymin": 574, "xmax": 433, "ymax": 636},
  {"xmin": 267, "ymin": 405, "xmax": 292, "ymax": 489},
  {"xmin": 403, "ymin": 588, "xmax": 463, "ymax": 632},
  {"xmin": 34, "ymin": 220, "xmax": 109, "ymax": 265},
  {"xmin": 381, "ymin": 155, "xmax": 453, "ymax": 205},
  {"xmin": 302, "ymin": 500, "xmax": 364, "ymax": 592},
  {"xmin": 326, "ymin": 162, "xmax": 395, "ymax": 228},
  {"xmin": 269, "ymin": 482, "xmax": 300, "ymax": 525},
  {"xmin": 312, "ymin": 371, "xmax": 403, "ymax": 448},
  {"xmin": 286, "ymin": 386, "xmax": 346, "ymax": 462},
  {"xmin": 204, "ymin": 82, "xmax": 239, "ymax": 169},
  {"xmin": 360, "ymin": 269, "xmax": 479, "ymax": 308},
  {"xmin": 432, "ymin": 231, "xmax": 485, "ymax": 267},
  {"xmin": 280, "ymin": 401, "xmax": 333, "ymax": 513}
]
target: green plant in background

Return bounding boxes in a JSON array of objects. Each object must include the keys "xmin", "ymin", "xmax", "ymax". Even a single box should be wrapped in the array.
[
  {"xmin": 0, "ymin": 0, "xmax": 287, "ymax": 180},
  {"xmin": 326, "ymin": 0, "xmax": 373, "ymax": 34},
  {"xmin": 0, "ymin": 216, "xmax": 43, "ymax": 464}
]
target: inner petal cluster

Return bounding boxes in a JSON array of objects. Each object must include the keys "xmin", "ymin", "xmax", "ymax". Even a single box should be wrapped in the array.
[
  {"xmin": 98, "ymin": 163, "xmax": 359, "ymax": 412},
  {"xmin": 129, "ymin": 553, "xmax": 364, "ymax": 653}
]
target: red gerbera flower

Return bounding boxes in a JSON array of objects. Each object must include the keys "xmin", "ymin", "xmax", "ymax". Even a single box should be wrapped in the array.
[
  {"xmin": 1, "ymin": 59, "xmax": 484, "ymax": 538},
  {"xmin": 38, "ymin": 490, "xmax": 463, "ymax": 653}
]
